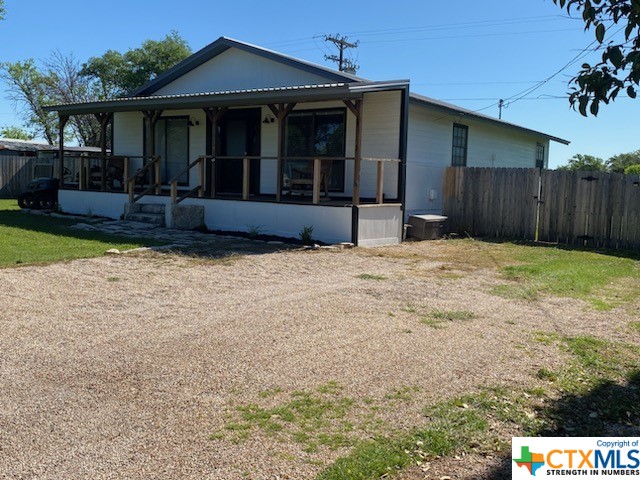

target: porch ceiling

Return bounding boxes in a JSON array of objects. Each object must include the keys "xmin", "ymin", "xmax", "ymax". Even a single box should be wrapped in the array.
[{"xmin": 43, "ymin": 80, "xmax": 410, "ymax": 116}]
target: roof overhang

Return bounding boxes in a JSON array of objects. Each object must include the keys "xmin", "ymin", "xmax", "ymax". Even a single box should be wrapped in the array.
[
  {"xmin": 409, "ymin": 93, "xmax": 570, "ymax": 145},
  {"xmin": 43, "ymin": 81, "xmax": 410, "ymax": 116}
]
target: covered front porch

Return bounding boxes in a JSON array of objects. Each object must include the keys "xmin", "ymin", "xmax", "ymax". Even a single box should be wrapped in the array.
[{"xmin": 47, "ymin": 81, "xmax": 409, "ymax": 245}]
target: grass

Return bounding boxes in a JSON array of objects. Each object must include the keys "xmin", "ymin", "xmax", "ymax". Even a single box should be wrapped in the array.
[
  {"xmin": 0, "ymin": 200, "xmax": 160, "ymax": 266},
  {"xmin": 487, "ymin": 242, "xmax": 640, "ymax": 309},
  {"xmin": 356, "ymin": 273, "xmax": 387, "ymax": 281},
  {"xmin": 420, "ymin": 309, "xmax": 475, "ymax": 328},
  {"xmin": 318, "ymin": 333, "xmax": 640, "ymax": 479},
  {"xmin": 213, "ymin": 382, "xmax": 363, "ymax": 451}
]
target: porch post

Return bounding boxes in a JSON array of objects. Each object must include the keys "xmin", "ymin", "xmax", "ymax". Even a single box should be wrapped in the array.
[
  {"xmin": 58, "ymin": 115, "xmax": 69, "ymax": 187},
  {"xmin": 95, "ymin": 113, "xmax": 112, "ymax": 191},
  {"xmin": 142, "ymin": 110, "xmax": 163, "ymax": 194},
  {"xmin": 268, "ymin": 103, "xmax": 296, "ymax": 202},
  {"xmin": 203, "ymin": 107, "xmax": 227, "ymax": 198},
  {"xmin": 344, "ymin": 99, "xmax": 363, "ymax": 205}
]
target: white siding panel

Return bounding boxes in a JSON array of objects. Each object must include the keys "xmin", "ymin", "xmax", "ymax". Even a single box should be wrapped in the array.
[
  {"xmin": 357, "ymin": 204, "xmax": 403, "ymax": 247},
  {"xmin": 155, "ymin": 49, "xmax": 333, "ymax": 96},
  {"xmin": 360, "ymin": 91, "xmax": 401, "ymax": 199},
  {"xmin": 405, "ymin": 102, "xmax": 551, "ymax": 215},
  {"xmin": 113, "ymin": 110, "xmax": 207, "ymax": 189},
  {"xmin": 58, "ymin": 190, "xmax": 353, "ymax": 243},
  {"xmin": 113, "ymin": 112, "xmax": 144, "ymax": 157},
  {"xmin": 405, "ymin": 104, "xmax": 452, "ymax": 214}
]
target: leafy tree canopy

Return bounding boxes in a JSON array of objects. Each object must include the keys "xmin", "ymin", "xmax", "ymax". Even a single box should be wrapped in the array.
[
  {"xmin": 552, "ymin": 0, "xmax": 640, "ymax": 116},
  {"xmin": 558, "ymin": 153, "xmax": 608, "ymax": 171},
  {"xmin": 606, "ymin": 149, "xmax": 640, "ymax": 172},
  {"xmin": 81, "ymin": 31, "xmax": 191, "ymax": 98},
  {"xmin": 0, "ymin": 32, "xmax": 191, "ymax": 146},
  {"xmin": 0, "ymin": 125, "xmax": 35, "ymax": 140},
  {"xmin": 0, "ymin": 0, "xmax": 5, "ymax": 20},
  {"xmin": 624, "ymin": 164, "xmax": 640, "ymax": 174}
]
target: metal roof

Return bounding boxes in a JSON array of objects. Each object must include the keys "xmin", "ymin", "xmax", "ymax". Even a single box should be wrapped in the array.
[
  {"xmin": 43, "ymin": 81, "xmax": 409, "ymax": 115},
  {"xmin": 131, "ymin": 36, "xmax": 363, "ymax": 97},
  {"xmin": 409, "ymin": 93, "xmax": 570, "ymax": 145},
  {"xmin": 0, "ymin": 138, "xmax": 104, "ymax": 153},
  {"xmin": 43, "ymin": 34, "xmax": 568, "ymax": 145}
]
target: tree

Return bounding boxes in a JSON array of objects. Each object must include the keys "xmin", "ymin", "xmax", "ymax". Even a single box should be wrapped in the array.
[
  {"xmin": 606, "ymin": 149, "xmax": 640, "ymax": 172},
  {"xmin": 0, "ymin": 126, "xmax": 35, "ymax": 140},
  {"xmin": 0, "ymin": 59, "xmax": 59, "ymax": 144},
  {"xmin": 0, "ymin": 0, "xmax": 5, "ymax": 20},
  {"xmin": 557, "ymin": 154, "xmax": 607, "ymax": 171},
  {"xmin": 624, "ymin": 164, "xmax": 640, "ymax": 175},
  {"xmin": 0, "ymin": 53, "xmax": 99, "ymax": 145},
  {"xmin": 81, "ymin": 31, "xmax": 191, "ymax": 97},
  {"xmin": 1, "ymin": 32, "xmax": 191, "ymax": 146},
  {"xmin": 552, "ymin": 0, "xmax": 640, "ymax": 116}
]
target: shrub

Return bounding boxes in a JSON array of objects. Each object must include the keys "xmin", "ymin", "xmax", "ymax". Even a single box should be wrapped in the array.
[{"xmin": 300, "ymin": 225, "xmax": 314, "ymax": 245}]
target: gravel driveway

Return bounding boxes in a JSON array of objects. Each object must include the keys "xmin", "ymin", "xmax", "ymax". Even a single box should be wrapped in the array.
[{"xmin": 0, "ymin": 240, "xmax": 633, "ymax": 479}]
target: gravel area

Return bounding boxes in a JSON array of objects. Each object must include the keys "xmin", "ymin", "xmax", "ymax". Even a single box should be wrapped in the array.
[{"xmin": 0, "ymin": 240, "xmax": 635, "ymax": 479}]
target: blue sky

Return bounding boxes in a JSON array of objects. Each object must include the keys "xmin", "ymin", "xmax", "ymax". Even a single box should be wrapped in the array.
[{"xmin": 0, "ymin": 0, "xmax": 637, "ymax": 168}]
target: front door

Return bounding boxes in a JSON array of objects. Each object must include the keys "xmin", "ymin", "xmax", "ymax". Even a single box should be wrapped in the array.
[{"xmin": 217, "ymin": 108, "xmax": 261, "ymax": 195}]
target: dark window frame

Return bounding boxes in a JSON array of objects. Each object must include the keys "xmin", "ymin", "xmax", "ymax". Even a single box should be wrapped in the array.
[
  {"xmin": 452, "ymin": 123, "xmax": 468, "ymax": 167},
  {"xmin": 285, "ymin": 107, "xmax": 347, "ymax": 192},
  {"xmin": 536, "ymin": 143, "xmax": 545, "ymax": 169}
]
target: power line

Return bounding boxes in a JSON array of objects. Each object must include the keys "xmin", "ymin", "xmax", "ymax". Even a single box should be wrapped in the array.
[{"xmin": 323, "ymin": 34, "xmax": 359, "ymax": 73}]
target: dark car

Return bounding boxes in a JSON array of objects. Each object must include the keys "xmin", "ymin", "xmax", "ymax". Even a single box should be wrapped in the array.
[{"xmin": 18, "ymin": 178, "xmax": 60, "ymax": 210}]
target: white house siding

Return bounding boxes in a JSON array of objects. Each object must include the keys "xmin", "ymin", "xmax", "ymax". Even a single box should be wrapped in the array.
[
  {"xmin": 58, "ymin": 190, "xmax": 353, "ymax": 244},
  {"xmin": 360, "ymin": 91, "xmax": 401, "ymax": 200},
  {"xmin": 113, "ymin": 109, "xmax": 207, "ymax": 189},
  {"xmin": 154, "ymin": 49, "xmax": 333, "ymax": 96},
  {"xmin": 405, "ymin": 102, "xmax": 550, "ymax": 216},
  {"xmin": 111, "ymin": 89, "xmax": 402, "ymax": 199}
]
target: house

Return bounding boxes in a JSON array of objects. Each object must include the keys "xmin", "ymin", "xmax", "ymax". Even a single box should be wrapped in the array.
[{"xmin": 43, "ymin": 37, "xmax": 569, "ymax": 246}]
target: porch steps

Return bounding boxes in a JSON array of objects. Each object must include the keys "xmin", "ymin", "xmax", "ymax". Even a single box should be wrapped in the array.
[{"xmin": 124, "ymin": 203, "xmax": 166, "ymax": 227}]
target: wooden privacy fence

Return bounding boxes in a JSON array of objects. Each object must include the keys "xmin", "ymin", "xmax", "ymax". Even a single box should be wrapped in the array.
[
  {"xmin": 443, "ymin": 167, "xmax": 640, "ymax": 250},
  {"xmin": 0, "ymin": 155, "xmax": 36, "ymax": 198}
]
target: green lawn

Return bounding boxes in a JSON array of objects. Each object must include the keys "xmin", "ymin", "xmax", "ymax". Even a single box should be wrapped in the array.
[{"xmin": 0, "ymin": 199, "xmax": 159, "ymax": 267}]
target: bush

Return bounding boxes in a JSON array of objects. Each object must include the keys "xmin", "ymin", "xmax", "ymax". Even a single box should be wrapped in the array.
[
  {"xmin": 624, "ymin": 164, "xmax": 640, "ymax": 175},
  {"xmin": 299, "ymin": 225, "xmax": 314, "ymax": 245}
]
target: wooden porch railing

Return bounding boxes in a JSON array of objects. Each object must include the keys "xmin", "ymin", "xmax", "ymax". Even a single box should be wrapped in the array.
[
  {"xmin": 126, "ymin": 156, "xmax": 161, "ymax": 204},
  {"xmin": 362, "ymin": 157, "xmax": 402, "ymax": 204},
  {"xmin": 170, "ymin": 156, "xmax": 206, "ymax": 204}
]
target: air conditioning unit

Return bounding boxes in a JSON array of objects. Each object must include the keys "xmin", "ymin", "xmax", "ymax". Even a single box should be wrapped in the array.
[{"xmin": 408, "ymin": 214, "xmax": 448, "ymax": 240}]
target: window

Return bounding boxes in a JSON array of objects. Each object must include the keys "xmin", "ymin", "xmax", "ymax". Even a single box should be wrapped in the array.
[
  {"xmin": 285, "ymin": 109, "xmax": 346, "ymax": 191},
  {"xmin": 452, "ymin": 124, "xmax": 468, "ymax": 167},
  {"xmin": 536, "ymin": 143, "xmax": 545, "ymax": 169}
]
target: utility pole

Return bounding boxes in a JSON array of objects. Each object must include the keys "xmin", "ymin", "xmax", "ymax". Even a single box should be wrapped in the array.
[
  {"xmin": 324, "ymin": 34, "xmax": 359, "ymax": 73},
  {"xmin": 498, "ymin": 99, "xmax": 504, "ymax": 119}
]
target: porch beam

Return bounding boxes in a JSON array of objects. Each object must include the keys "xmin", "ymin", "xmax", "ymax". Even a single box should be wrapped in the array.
[
  {"xmin": 242, "ymin": 157, "xmax": 250, "ymax": 200},
  {"xmin": 203, "ymin": 107, "xmax": 227, "ymax": 198},
  {"xmin": 58, "ymin": 115, "xmax": 69, "ymax": 187},
  {"xmin": 268, "ymin": 102, "xmax": 296, "ymax": 202},
  {"xmin": 95, "ymin": 112, "xmax": 112, "ymax": 191},
  {"xmin": 312, "ymin": 158, "xmax": 321, "ymax": 205},
  {"xmin": 141, "ymin": 110, "xmax": 163, "ymax": 193},
  {"xmin": 376, "ymin": 160, "xmax": 384, "ymax": 204},
  {"xmin": 344, "ymin": 99, "xmax": 363, "ymax": 205}
]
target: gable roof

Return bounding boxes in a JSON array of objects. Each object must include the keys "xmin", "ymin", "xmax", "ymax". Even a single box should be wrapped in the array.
[{"xmin": 132, "ymin": 36, "xmax": 363, "ymax": 97}]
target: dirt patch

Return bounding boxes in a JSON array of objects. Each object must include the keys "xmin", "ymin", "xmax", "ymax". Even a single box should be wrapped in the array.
[{"xmin": 0, "ymin": 240, "xmax": 634, "ymax": 479}]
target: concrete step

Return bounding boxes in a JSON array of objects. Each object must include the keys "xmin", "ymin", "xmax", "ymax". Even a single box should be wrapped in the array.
[
  {"xmin": 129, "ymin": 203, "xmax": 166, "ymax": 215},
  {"xmin": 124, "ymin": 212, "xmax": 165, "ymax": 227}
]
